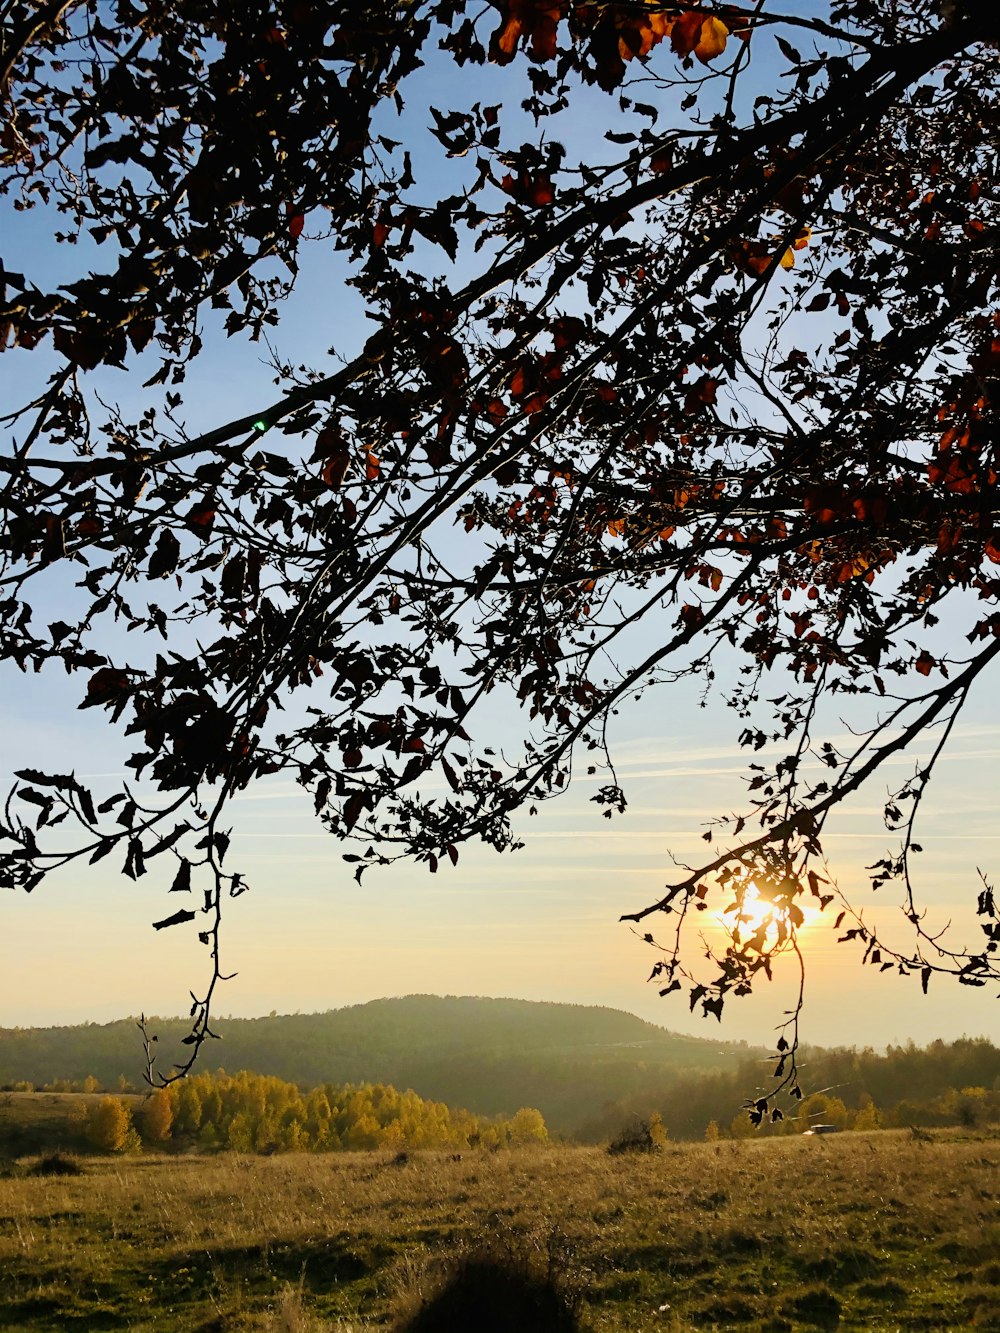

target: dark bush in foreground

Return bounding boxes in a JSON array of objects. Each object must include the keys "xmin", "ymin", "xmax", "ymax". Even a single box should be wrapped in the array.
[
  {"xmin": 394, "ymin": 1252, "xmax": 581, "ymax": 1333},
  {"xmin": 29, "ymin": 1153, "xmax": 82, "ymax": 1177},
  {"xmin": 782, "ymin": 1284, "xmax": 842, "ymax": 1328}
]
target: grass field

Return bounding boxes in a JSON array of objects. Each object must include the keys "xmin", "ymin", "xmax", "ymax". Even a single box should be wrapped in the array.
[{"xmin": 1, "ymin": 1130, "xmax": 998, "ymax": 1331}]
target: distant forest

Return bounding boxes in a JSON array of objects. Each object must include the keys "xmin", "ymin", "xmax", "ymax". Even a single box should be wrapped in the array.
[
  {"xmin": 2, "ymin": 996, "xmax": 997, "ymax": 1140},
  {"xmin": 0, "ymin": 995, "xmax": 748, "ymax": 1133}
]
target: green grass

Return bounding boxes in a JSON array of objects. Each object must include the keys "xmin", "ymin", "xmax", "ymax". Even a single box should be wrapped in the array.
[{"xmin": 1, "ymin": 1130, "xmax": 998, "ymax": 1331}]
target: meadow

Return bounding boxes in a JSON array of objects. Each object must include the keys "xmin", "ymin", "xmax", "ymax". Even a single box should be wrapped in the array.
[{"xmin": 1, "ymin": 1130, "xmax": 998, "ymax": 1332}]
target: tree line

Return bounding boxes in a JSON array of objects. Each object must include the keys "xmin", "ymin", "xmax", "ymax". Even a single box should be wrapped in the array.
[
  {"xmin": 10, "ymin": 1033, "xmax": 996, "ymax": 1147},
  {"xmin": 580, "ymin": 1036, "xmax": 1000, "ymax": 1141},
  {"xmin": 70, "ymin": 1071, "xmax": 548, "ymax": 1154}
]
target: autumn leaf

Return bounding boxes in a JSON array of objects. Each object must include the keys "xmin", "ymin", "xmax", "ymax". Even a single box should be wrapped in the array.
[
  {"xmin": 322, "ymin": 453, "xmax": 351, "ymax": 488},
  {"xmin": 928, "ymin": 451, "xmax": 978, "ymax": 495},
  {"xmin": 670, "ymin": 12, "xmax": 729, "ymax": 64},
  {"xmin": 684, "ymin": 375, "xmax": 718, "ymax": 415},
  {"xmin": 735, "ymin": 239, "xmax": 773, "ymax": 276},
  {"xmin": 670, "ymin": 11, "xmax": 705, "ymax": 57},
  {"xmin": 694, "ymin": 16, "xmax": 730, "ymax": 63},
  {"xmin": 615, "ymin": 11, "xmax": 672, "ymax": 61},
  {"xmin": 490, "ymin": 0, "xmax": 565, "ymax": 65},
  {"xmin": 528, "ymin": 172, "xmax": 555, "ymax": 206},
  {"xmin": 82, "ymin": 667, "xmax": 131, "ymax": 709},
  {"xmin": 185, "ymin": 502, "xmax": 216, "ymax": 535},
  {"xmin": 779, "ymin": 225, "xmax": 811, "ymax": 268},
  {"xmin": 914, "ymin": 651, "xmax": 935, "ymax": 676}
]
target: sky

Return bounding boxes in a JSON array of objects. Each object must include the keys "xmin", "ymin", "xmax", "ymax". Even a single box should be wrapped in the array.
[{"xmin": 2, "ymin": 5, "xmax": 998, "ymax": 1057}]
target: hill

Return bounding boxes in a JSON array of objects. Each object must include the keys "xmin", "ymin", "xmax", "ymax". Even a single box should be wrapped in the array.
[{"xmin": 0, "ymin": 995, "xmax": 752, "ymax": 1133}]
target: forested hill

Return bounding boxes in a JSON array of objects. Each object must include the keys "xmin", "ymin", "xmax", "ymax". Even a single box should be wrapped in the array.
[{"xmin": 0, "ymin": 995, "xmax": 750, "ymax": 1132}]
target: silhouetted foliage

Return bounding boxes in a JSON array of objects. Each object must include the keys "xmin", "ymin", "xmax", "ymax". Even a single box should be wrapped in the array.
[
  {"xmin": 28, "ymin": 1151, "xmax": 81, "ymax": 1176},
  {"xmin": 2, "ymin": 0, "xmax": 999, "ymax": 1091},
  {"xmin": 394, "ymin": 1249, "xmax": 582, "ymax": 1333}
]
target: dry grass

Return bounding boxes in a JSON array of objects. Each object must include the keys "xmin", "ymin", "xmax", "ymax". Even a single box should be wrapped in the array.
[{"xmin": 0, "ymin": 1130, "xmax": 998, "ymax": 1330}]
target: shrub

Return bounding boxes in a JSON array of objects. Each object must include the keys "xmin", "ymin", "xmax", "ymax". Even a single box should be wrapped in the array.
[
  {"xmin": 29, "ymin": 1152, "xmax": 82, "ymax": 1177},
  {"xmin": 392, "ymin": 1249, "xmax": 581, "ymax": 1333},
  {"xmin": 607, "ymin": 1113, "xmax": 667, "ymax": 1155}
]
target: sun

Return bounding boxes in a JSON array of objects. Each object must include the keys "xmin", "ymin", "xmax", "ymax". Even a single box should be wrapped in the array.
[{"xmin": 720, "ymin": 880, "xmax": 820, "ymax": 943}]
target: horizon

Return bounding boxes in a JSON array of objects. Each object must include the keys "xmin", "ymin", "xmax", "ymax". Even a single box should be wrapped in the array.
[{"xmin": 2, "ymin": 990, "xmax": 995, "ymax": 1057}]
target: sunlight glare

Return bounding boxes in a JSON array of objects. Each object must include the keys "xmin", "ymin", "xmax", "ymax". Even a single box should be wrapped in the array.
[{"xmin": 721, "ymin": 880, "xmax": 821, "ymax": 944}]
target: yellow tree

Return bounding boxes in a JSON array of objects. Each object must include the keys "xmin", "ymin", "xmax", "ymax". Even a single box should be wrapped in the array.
[
  {"xmin": 140, "ymin": 1088, "xmax": 174, "ymax": 1144},
  {"xmin": 86, "ymin": 1097, "xmax": 133, "ymax": 1153},
  {"xmin": 509, "ymin": 1107, "xmax": 548, "ymax": 1145}
]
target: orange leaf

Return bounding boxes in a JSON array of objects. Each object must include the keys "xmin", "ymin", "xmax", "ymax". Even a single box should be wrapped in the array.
[
  {"xmin": 322, "ymin": 453, "xmax": 351, "ymax": 488},
  {"xmin": 914, "ymin": 651, "xmax": 935, "ymax": 677},
  {"xmin": 736, "ymin": 240, "xmax": 772, "ymax": 276},
  {"xmin": 186, "ymin": 503, "xmax": 216, "ymax": 531},
  {"xmin": 491, "ymin": 13, "xmax": 524, "ymax": 63},
  {"xmin": 617, "ymin": 12, "xmax": 673, "ymax": 61},
  {"xmin": 670, "ymin": 10, "xmax": 705, "ymax": 57},
  {"xmin": 365, "ymin": 449, "xmax": 380, "ymax": 481},
  {"xmin": 286, "ymin": 204, "xmax": 305, "ymax": 240},
  {"xmin": 528, "ymin": 173, "xmax": 555, "ymax": 206},
  {"xmin": 490, "ymin": 1, "xmax": 564, "ymax": 65},
  {"xmin": 693, "ymin": 16, "xmax": 729, "ymax": 63}
]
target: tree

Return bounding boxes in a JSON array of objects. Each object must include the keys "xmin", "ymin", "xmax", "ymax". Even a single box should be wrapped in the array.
[
  {"xmin": 85, "ymin": 1095, "xmax": 132, "ymax": 1153},
  {"xmin": 139, "ymin": 1085, "xmax": 174, "ymax": 1143},
  {"xmin": 1, "ymin": 1, "xmax": 998, "ymax": 1106},
  {"xmin": 509, "ymin": 1105, "xmax": 549, "ymax": 1144}
]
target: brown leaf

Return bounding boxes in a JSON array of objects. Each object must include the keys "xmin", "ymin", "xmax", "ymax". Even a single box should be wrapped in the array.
[{"xmin": 322, "ymin": 453, "xmax": 351, "ymax": 488}]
